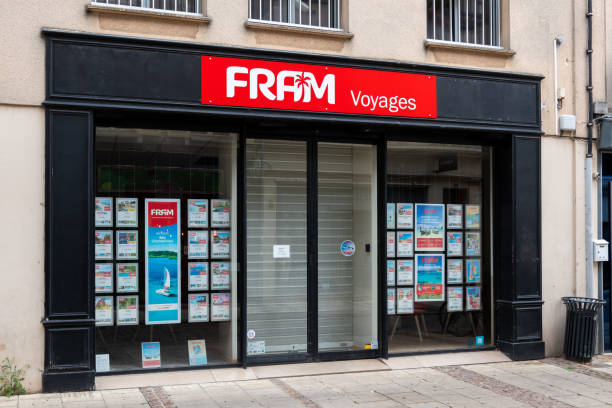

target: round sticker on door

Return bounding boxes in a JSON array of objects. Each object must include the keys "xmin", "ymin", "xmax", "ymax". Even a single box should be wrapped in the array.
[
  {"xmin": 340, "ymin": 240, "xmax": 356, "ymax": 257},
  {"xmin": 247, "ymin": 329, "xmax": 256, "ymax": 339}
]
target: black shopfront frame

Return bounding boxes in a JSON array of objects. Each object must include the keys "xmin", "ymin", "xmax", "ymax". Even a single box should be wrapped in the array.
[{"xmin": 42, "ymin": 29, "xmax": 544, "ymax": 392}]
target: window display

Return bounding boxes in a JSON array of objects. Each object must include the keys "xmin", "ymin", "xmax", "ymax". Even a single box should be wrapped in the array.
[
  {"xmin": 188, "ymin": 230, "xmax": 209, "ymax": 259},
  {"xmin": 414, "ymin": 204, "xmax": 445, "ymax": 251},
  {"xmin": 397, "ymin": 260, "xmax": 413, "ymax": 285},
  {"xmin": 116, "ymin": 263, "xmax": 138, "ymax": 293},
  {"xmin": 188, "ymin": 199, "xmax": 209, "ymax": 228},
  {"xmin": 387, "ymin": 260, "xmax": 396, "ymax": 286},
  {"xmin": 95, "ymin": 230, "xmax": 113, "ymax": 260},
  {"xmin": 446, "ymin": 232, "xmax": 463, "ymax": 257},
  {"xmin": 116, "ymin": 198, "xmax": 138, "ymax": 227},
  {"xmin": 396, "ymin": 203, "xmax": 413, "ymax": 229},
  {"xmin": 116, "ymin": 230, "xmax": 138, "ymax": 260},
  {"xmin": 396, "ymin": 231, "xmax": 414, "ymax": 257},
  {"xmin": 188, "ymin": 263, "xmax": 209, "ymax": 291},
  {"xmin": 95, "ymin": 264, "xmax": 113, "ymax": 293},
  {"xmin": 117, "ymin": 295, "xmax": 139, "ymax": 326},
  {"xmin": 95, "ymin": 197, "xmax": 113, "ymax": 227}
]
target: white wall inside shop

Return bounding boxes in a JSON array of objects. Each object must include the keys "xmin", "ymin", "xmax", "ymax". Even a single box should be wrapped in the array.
[{"xmin": 0, "ymin": 105, "xmax": 45, "ymax": 392}]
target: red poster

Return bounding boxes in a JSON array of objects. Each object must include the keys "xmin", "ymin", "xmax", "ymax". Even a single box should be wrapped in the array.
[{"xmin": 201, "ymin": 56, "xmax": 437, "ymax": 118}]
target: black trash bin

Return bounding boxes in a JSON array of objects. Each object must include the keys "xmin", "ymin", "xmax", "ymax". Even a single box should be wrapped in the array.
[{"xmin": 562, "ymin": 297, "xmax": 606, "ymax": 362}]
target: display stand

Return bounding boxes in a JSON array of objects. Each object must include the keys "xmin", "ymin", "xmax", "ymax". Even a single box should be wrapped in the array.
[
  {"xmin": 442, "ymin": 311, "xmax": 477, "ymax": 337},
  {"xmin": 390, "ymin": 314, "xmax": 426, "ymax": 343}
]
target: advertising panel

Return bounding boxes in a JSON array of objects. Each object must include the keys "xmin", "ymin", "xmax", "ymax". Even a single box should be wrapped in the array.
[
  {"xmin": 188, "ymin": 199, "xmax": 209, "ymax": 228},
  {"xmin": 397, "ymin": 287, "xmax": 414, "ymax": 314},
  {"xmin": 188, "ymin": 262, "xmax": 209, "ymax": 291},
  {"xmin": 95, "ymin": 197, "xmax": 113, "ymax": 227},
  {"xmin": 116, "ymin": 198, "xmax": 138, "ymax": 227},
  {"xmin": 95, "ymin": 263, "xmax": 113, "ymax": 293},
  {"xmin": 396, "ymin": 203, "xmax": 413, "ymax": 229},
  {"xmin": 117, "ymin": 295, "xmax": 139, "ymax": 326},
  {"xmin": 188, "ymin": 293, "xmax": 209, "ymax": 322},
  {"xmin": 397, "ymin": 259, "xmax": 413, "ymax": 285},
  {"xmin": 415, "ymin": 204, "xmax": 445, "ymax": 251},
  {"xmin": 415, "ymin": 254, "xmax": 445, "ymax": 301},
  {"xmin": 116, "ymin": 263, "xmax": 139, "ymax": 293},
  {"xmin": 397, "ymin": 231, "xmax": 414, "ymax": 257}
]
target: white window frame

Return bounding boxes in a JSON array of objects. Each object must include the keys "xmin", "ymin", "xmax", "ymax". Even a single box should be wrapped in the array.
[
  {"xmin": 248, "ymin": 0, "xmax": 342, "ymax": 31},
  {"xmin": 90, "ymin": 0, "xmax": 202, "ymax": 16}
]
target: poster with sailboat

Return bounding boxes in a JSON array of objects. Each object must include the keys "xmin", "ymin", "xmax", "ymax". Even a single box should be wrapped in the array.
[{"xmin": 145, "ymin": 199, "xmax": 181, "ymax": 325}]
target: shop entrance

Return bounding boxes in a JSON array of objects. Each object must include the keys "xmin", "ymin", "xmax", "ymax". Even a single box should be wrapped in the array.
[{"xmin": 245, "ymin": 138, "xmax": 379, "ymax": 362}]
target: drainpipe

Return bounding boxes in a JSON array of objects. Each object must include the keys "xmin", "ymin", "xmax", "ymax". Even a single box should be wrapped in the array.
[
  {"xmin": 586, "ymin": 0, "xmax": 594, "ymax": 298},
  {"xmin": 554, "ymin": 38, "xmax": 562, "ymax": 135}
]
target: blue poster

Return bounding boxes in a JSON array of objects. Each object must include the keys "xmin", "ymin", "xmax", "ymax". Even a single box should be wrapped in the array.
[
  {"xmin": 415, "ymin": 204, "xmax": 445, "ymax": 251},
  {"xmin": 145, "ymin": 199, "xmax": 181, "ymax": 324},
  {"xmin": 415, "ymin": 254, "xmax": 445, "ymax": 302}
]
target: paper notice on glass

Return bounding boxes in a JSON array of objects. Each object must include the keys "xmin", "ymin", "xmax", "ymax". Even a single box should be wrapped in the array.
[
  {"xmin": 447, "ymin": 231, "xmax": 463, "ymax": 257},
  {"xmin": 188, "ymin": 262, "xmax": 209, "ymax": 291},
  {"xmin": 415, "ymin": 254, "xmax": 445, "ymax": 302},
  {"xmin": 117, "ymin": 263, "xmax": 138, "ymax": 293},
  {"xmin": 95, "ymin": 263, "xmax": 113, "ymax": 293},
  {"xmin": 466, "ymin": 286, "xmax": 482, "ymax": 311},
  {"xmin": 96, "ymin": 354, "xmax": 110, "ymax": 372},
  {"xmin": 446, "ymin": 204, "xmax": 463, "ymax": 229},
  {"xmin": 188, "ymin": 340, "xmax": 208, "ymax": 366},
  {"xmin": 415, "ymin": 204, "xmax": 445, "ymax": 251},
  {"xmin": 188, "ymin": 230, "xmax": 209, "ymax": 259},
  {"xmin": 397, "ymin": 259, "xmax": 414, "ymax": 285},
  {"xmin": 211, "ymin": 262, "xmax": 231, "ymax": 290},
  {"xmin": 465, "ymin": 205, "xmax": 481, "ymax": 229},
  {"xmin": 273, "ymin": 245, "xmax": 291, "ymax": 258},
  {"xmin": 211, "ymin": 293, "xmax": 231, "ymax": 321},
  {"xmin": 116, "ymin": 198, "xmax": 138, "ymax": 227},
  {"xmin": 396, "ymin": 203, "xmax": 413, "ymax": 229},
  {"xmin": 465, "ymin": 232, "xmax": 481, "ymax": 256},
  {"xmin": 95, "ymin": 230, "xmax": 113, "ymax": 260},
  {"xmin": 116, "ymin": 230, "xmax": 138, "ymax": 260},
  {"xmin": 387, "ymin": 288, "xmax": 396, "ymax": 315},
  {"xmin": 117, "ymin": 295, "xmax": 139, "ymax": 326},
  {"xmin": 387, "ymin": 231, "xmax": 396, "ymax": 258},
  {"xmin": 95, "ymin": 296, "xmax": 114, "ymax": 326},
  {"xmin": 397, "ymin": 231, "xmax": 414, "ymax": 257},
  {"xmin": 447, "ymin": 287, "xmax": 464, "ymax": 312},
  {"xmin": 447, "ymin": 259, "xmax": 463, "ymax": 284},
  {"xmin": 465, "ymin": 259, "xmax": 481, "ymax": 283},
  {"xmin": 397, "ymin": 287, "xmax": 414, "ymax": 314},
  {"xmin": 211, "ymin": 199, "xmax": 231, "ymax": 228},
  {"xmin": 211, "ymin": 230, "xmax": 230, "ymax": 259},
  {"xmin": 188, "ymin": 293, "xmax": 209, "ymax": 322},
  {"xmin": 386, "ymin": 203, "xmax": 395, "ymax": 229},
  {"xmin": 387, "ymin": 260, "xmax": 395, "ymax": 286},
  {"xmin": 188, "ymin": 199, "xmax": 209, "ymax": 228},
  {"xmin": 141, "ymin": 342, "xmax": 161, "ymax": 368},
  {"xmin": 95, "ymin": 197, "xmax": 113, "ymax": 227},
  {"xmin": 248, "ymin": 340, "xmax": 266, "ymax": 356}
]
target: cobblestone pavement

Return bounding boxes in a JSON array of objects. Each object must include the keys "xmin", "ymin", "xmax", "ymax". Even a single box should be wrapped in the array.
[{"xmin": 2, "ymin": 358, "xmax": 612, "ymax": 408}]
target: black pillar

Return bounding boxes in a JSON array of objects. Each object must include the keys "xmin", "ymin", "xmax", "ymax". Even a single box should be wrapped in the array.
[
  {"xmin": 43, "ymin": 109, "xmax": 95, "ymax": 392},
  {"xmin": 495, "ymin": 134, "xmax": 545, "ymax": 360}
]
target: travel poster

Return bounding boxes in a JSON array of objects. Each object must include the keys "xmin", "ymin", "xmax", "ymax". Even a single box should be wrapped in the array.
[
  {"xmin": 447, "ymin": 287, "xmax": 464, "ymax": 312},
  {"xmin": 396, "ymin": 203, "xmax": 413, "ymax": 229},
  {"xmin": 188, "ymin": 340, "xmax": 208, "ymax": 366},
  {"xmin": 465, "ymin": 232, "xmax": 481, "ymax": 256},
  {"xmin": 415, "ymin": 204, "xmax": 445, "ymax": 251},
  {"xmin": 95, "ymin": 296, "xmax": 113, "ymax": 326},
  {"xmin": 447, "ymin": 259, "xmax": 463, "ymax": 284},
  {"xmin": 211, "ymin": 230, "xmax": 231, "ymax": 259},
  {"xmin": 248, "ymin": 340, "xmax": 266, "ymax": 356},
  {"xmin": 397, "ymin": 259, "xmax": 413, "ymax": 285},
  {"xmin": 387, "ymin": 260, "xmax": 395, "ymax": 286},
  {"xmin": 145, "ymin": 199, "xmax": 181, "ymax": 325},
  {"xmin": 95, "ymin": 197, "xmax": 113, "ymax": 227},
  {"xmin": 117, "ymin": 295, "xmax": 138, "ymax": 326},
  {"xmin": 447, "ymin": 232, "xmax": 463, "ymax": 257},
  {"xmin": 141, "ymin": 342, "xmax": 161, "ymax": 368},
  {"xmin": 465, "ymin": 205, "xmax": 481, "ymax": 229},
  {"xmin": 95, "ymin": 263, "xmax": 113, "ymax": 293},
  {"xmin": 387, "ymin": 231, "xmax": 395, "ymax": 258},
  {"xmin": 387, "ymin": 288, "xmax": 396, "ymax": 315},
  {"xmin": 386, "ymin": 203, "xmax": 395, "ymax": 229},
  {"xmin": 415, "ymin": 254, "xmax": 445, "ymax": 301},
  {"xmin": 466, "ymin": 259, "xmax": 481, "ymax": 283},
  {"xmin": 116, "ymin": 198, "xmax": 138, "ymax": 227},
  {"xmin": 188, "ymin": 262, "xmax": 209, "ymax": 291},
  {"xmin": 95, "ymin": 230, "xmax": 113, "ymax": 260},
  {"xmin": 397, "ymin": 287, "xmax": 414, "ymax": 314},
  {"xmin": 446, "ymin": 204, "xmax": 463, "ymax": 229},
  {"xmin": 188, "ymin": 230, "xmax": 209, "ymax": 259},
  {"xmin": 211, "ymin": 199, "xmax": 231, "ymax": 228},
  {"xmin": 211, "ymin": 293, "xmax": 231, "ymax": 321},
  {"xmin": 397, "ymin": 231, "xmax": 414, "ymax": 257},
  {"xmin": 116, "ymin": 263, "xmax": 138, "ymax": 293},
  {"xmin": 466, "ymin": 287, "xmax": 482, "ymax": 311},
  {"xmin": 116, "ymin": 230, "xmax": 138, "ymax": 260},
  {"xmin": 211, "ymin": 262, "xmax": 231, "ymax": 290},
  {"xmin": 188, "ymin": 293, "xmax": 209, "ymax": 322},
  {"xmin": 188, "ymin": 199, "xmax": 209, "ymax": 228}
]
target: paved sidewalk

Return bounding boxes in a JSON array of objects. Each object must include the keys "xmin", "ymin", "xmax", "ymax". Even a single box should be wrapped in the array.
[{"xmin": 2, "ymin": 356, "xmax": 612, "ymax": 407}]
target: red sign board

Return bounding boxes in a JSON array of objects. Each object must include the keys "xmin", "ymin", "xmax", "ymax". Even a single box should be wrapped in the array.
[{"xmin": 201, "ymin": 56, "xmax": 437, "ymax": 118}]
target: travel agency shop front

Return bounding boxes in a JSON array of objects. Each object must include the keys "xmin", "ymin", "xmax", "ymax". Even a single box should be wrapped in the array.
[{"xmin": 43, "ymin": 29, "xmax": 543, "ymax": 392}]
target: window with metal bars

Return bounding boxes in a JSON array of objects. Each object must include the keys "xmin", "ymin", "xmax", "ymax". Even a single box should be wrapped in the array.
[
  {"xmin": 249, "ymin": 0, "xmax": 341, "ymax": 30},
  {"xmin": 91, "ymin": 0, "xmax": 201, "ymax": 15},
  {"xmin": 427, "ymin": 0, "xmax": 500, "ymax": 47}
]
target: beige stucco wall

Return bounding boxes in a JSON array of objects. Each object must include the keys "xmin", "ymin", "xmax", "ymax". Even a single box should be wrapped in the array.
[{"xmin": 0, "ymin": 0, "xmax": 608, "ymax": 390}]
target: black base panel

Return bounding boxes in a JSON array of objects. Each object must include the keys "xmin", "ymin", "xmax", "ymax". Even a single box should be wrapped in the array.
[
  {"xmin": 43, "ymin": 370, "xmax": 95, "ymax": 393},
  {"xmin": 498, "ymin": 340, "xmax": 545, "ymax": 361}
]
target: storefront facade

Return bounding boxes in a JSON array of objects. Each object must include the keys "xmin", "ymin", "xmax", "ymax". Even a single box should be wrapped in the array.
[{"xmin": 42, "ymin": 29, "xmax": 543, "ymax": 392}]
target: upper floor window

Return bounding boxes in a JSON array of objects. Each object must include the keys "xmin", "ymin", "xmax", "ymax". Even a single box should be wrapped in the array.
[
  {"xmin": 249, "ymin": 0, "xmax": 341, "ymax": 30},
  {"xmin": 427, "ymin": 0, "xmax": 500, "ymax": 47},
  {"xmin": 91, "ymin": 0, "xmax": 202, "ymax": 15}
]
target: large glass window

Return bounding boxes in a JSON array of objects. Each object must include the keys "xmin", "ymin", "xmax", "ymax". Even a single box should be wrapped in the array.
[
  {"xmin": 386, "ymin": 141, "xmax": 492, "ymax": 353},
  {"xmin": 94, "ymin": 127, "xmax": 238, "ymax": 371}
]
